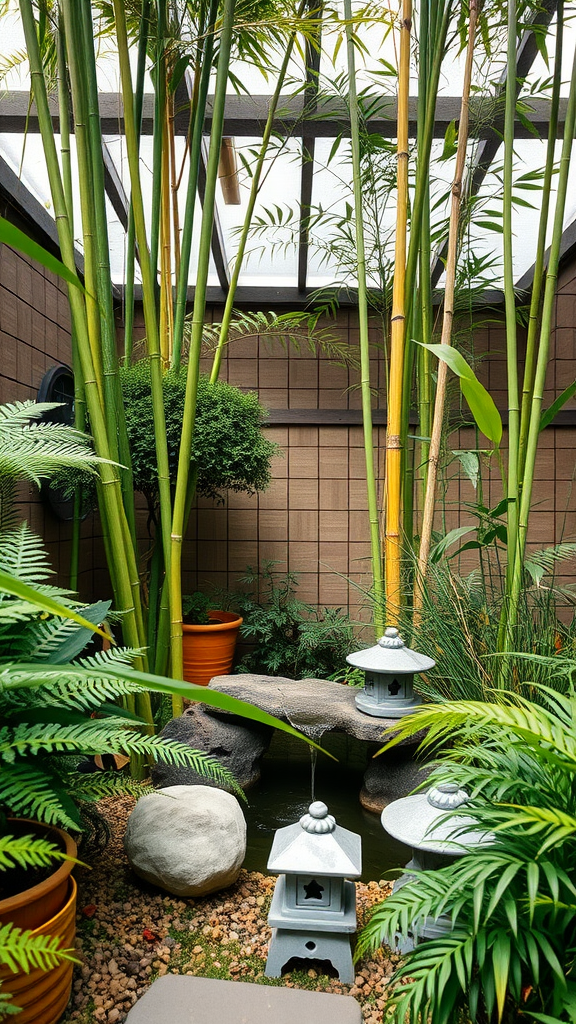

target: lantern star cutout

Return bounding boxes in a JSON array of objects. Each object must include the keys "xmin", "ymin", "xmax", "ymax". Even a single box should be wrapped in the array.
[{"xmin": 303, "ymin": 879, "xmax": 324, "ymax": 901}]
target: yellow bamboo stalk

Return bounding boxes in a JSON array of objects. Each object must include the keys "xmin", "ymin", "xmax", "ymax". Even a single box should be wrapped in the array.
[
  {"xmin": 413, "ymin": 0, "xmax": 479, "ymax": 618},
  {"xmin": 384, "ymin": 0, "xmax": 412, "ymax": 622}
]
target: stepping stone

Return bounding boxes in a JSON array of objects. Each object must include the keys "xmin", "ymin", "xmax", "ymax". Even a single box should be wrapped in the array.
[{"xmin": 125, "ymin": 975, "xmax": 362, "ymax": 1024}]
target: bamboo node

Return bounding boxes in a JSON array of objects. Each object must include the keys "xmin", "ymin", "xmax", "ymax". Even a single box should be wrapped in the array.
[{"xmin": 387, "ymin": 434, "xmax": 402, "ymax": 449}]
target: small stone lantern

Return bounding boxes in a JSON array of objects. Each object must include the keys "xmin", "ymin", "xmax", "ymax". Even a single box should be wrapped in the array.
[
  {"xmin": 382, "ymin": 781, "xmax": 489, "ymax": 950},
  {"xmin": 265, "ymin": 801, "xmax": 362, "ymax": 984},
  {"xmin": 346, "ymin": 626, "xmax": 435, "ymax": 718}
]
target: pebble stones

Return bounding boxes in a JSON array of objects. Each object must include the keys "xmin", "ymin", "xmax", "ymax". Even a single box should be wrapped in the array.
[{"xmin": 124, "ymin": 786, "xmax": 247, "ymax": 897}]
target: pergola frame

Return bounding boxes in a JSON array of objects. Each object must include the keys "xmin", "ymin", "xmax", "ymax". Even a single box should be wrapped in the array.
[{"xmin": 2, "ymin": 0, "xmax": 575, "ymax": 308}]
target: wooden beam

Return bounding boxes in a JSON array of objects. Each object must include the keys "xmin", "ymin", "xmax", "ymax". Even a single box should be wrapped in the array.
[{"xmin": 0, "ymin": 90, "xmax": 569, "ymax": 140}]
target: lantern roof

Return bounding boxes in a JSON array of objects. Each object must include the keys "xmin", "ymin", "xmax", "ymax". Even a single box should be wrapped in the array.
[
  {"xmin": 267, "ymin": 802, "xmax": 362, "ymax": 879},
  {"xmin": 346, "ymin": 627, "xmax": 435, "ymax": 675},
  {"xmin": 382, "ymin": 782, "xmax": 491, "ymax": 854}
]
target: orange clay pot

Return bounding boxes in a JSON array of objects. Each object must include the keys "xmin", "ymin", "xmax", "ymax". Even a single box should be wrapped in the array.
[
  {"xmin": 182, "ymin": 610, "xmax": 243, "ymax": 687},
  {"xmin": 0, "ymin": 821, "xmax": 77, "ymax": 1024}
]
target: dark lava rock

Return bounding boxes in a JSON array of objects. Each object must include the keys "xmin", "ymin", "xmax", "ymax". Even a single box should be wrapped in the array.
[{"xmin": 151, "ymin": 705, "xmax": 273, "ymax": 793}]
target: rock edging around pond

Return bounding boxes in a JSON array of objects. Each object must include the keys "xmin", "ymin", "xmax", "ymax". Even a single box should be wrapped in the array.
[{"xmin": 152, "ymin": 676, "xmax": 429, "ymax": 814}]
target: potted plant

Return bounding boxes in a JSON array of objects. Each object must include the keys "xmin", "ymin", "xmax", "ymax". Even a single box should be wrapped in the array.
[{"xmin": 181, "ymin": 592, "xmax": 243, "ymax": 687}]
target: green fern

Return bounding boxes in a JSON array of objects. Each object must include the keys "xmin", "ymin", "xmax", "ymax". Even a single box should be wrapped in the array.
[
  {"xmin": 0, "ymin": 834, "xmax": 70, "ymax": 872},
  {"xmin": 0, "ymin": 922, "xmax": 77, "ymax": 974},
  {"xmin": 0, "ymin": 402, "xmax": 105, "ymax": 487}
]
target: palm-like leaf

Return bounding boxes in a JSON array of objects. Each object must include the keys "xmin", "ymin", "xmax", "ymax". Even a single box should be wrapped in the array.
[{"xmin": 358, "ymin": 687, "xmax": 576, "ymax": 1023}]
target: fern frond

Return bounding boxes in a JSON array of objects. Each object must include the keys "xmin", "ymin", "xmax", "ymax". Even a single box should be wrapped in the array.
[
  {"xmin": 0, "ymin": 921, "xmax": 77, "ymax": 974},
  {"xmin": 0, "ymin": 834, "xmax": 69, "ymax": 872},
  {"xmin": 0, "ymin": 402, "xmax": 106, "ymax": 486},
  {"xmin": 0, "ymin": 524, "xmax": 55, "ymax": 583},
  {"xmin": 0, "ymin": 763, "xmax": 81, "ymax": 831},
  {"xmin": 0, "ymin": 663, "xmax": 144, "ymax": 710}
]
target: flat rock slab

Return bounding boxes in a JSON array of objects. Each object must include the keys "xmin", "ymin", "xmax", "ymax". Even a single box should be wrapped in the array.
[
  {"xmin": 126, "ymin": 975, "xmax": 362, "ymax": 1024},
  {"xmin": 208, "ymin": 674, "xmax": 412, "ymax": 744}
]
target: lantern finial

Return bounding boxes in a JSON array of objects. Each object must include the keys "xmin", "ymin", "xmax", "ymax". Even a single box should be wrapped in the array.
[
  {"xmin": 378, "ymin": 627, "xmax": 405, "ymax": 649},
  {"xmin": 299, "ymin": 801, "xmax": 336, "ymax": 834}
]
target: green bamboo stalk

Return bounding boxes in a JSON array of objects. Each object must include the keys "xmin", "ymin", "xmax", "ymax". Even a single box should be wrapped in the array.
[
  {"xmin": 502, "ymin": 0, "xmax": 520, "ymax": 607},
  {"xmin": 79, "ymin": 0, "xmax": 143, "ymax": 620},
  {"xmin": 170, "ymin": 0, "xmax": 237, "ymax": 705},
  {"xmin": 415, "ymin": 0, "xmax": 432, "ymax": 513},
  {"xmin": 343, "ymin": 0, "xmax": 384, "ymax": 635},
  {"xmin": 172, "ymin": 0, "xmax": 219, "ymax": 369},
  {"xmin": 56, "ymin": 14, "xmax": 83, "ymax": 591},
  {"xmin": 150, "ymin": 0, "xmax": 167, "ymax": 309},
  {"xmin": 507, "ymin": 35, "xmax": 576, "ymax": 642},
  {"xmin": 124, "ymin": 0, "xmax": 151, "ymax": 368},
  {"xmin": 517, "ymin": 2, "xmax": 563, "ymax": 483},
  {"xmin": 19, "ymin": 0, "xmax": 146, "ymax": 671},
  {"xmin": 113, "ymin": 0, "xmax": 174, "ymax": 628},
  {"xmin": 58, "ymin": 0, "xmax": 104, "ymax": 405},
  {"xmin": 209, "ymin": 0, "xmax": 308, "ymax": 383}
]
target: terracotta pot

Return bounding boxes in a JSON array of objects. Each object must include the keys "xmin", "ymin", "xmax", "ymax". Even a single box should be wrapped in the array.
[
  {"xmin": 0, "ymin": 821, "xmax": 78, "ymax": 1024},
  {"xmin": 0, "ymin": 820, "xmax": 77, "ymax": 931},
  {"xmin": 0, "ymin": 878, "xmax": 77, "ymax": 1024},
  {"xmin": 182, "ymin": 610, "xmax": 243, "ymax": 686}
]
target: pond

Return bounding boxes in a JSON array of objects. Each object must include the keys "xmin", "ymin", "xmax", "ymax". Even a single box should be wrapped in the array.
[{"xmin": 242, "ymin": 731, "xmax": 411, "ymax": 882}]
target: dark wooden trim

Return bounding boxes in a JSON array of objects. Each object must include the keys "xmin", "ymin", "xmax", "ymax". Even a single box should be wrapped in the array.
[
  {"xmin": 263, "ymin": 407, "xmax": 576, "ymax": 428},
  {"xmin": 0, "ymin": 90, "xmax": 567, "ymax": 141},
  {"xmin": 0, "ymin": 154, "xmax": 85, "ymax": 274},
  {"xmin": 126, "ymin": 283, "xmax": 505, "ymax": 308}
]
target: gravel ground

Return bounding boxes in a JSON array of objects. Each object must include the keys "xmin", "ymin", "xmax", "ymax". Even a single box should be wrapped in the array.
[{"xmin": 62, "ymin": 796, "xmax": 397, "ymax": 1024}]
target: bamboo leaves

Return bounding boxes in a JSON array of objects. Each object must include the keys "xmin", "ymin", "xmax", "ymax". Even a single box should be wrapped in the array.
[{"xmin": 420, "ymin": 343, "xmax": 502, "ymax": 445}]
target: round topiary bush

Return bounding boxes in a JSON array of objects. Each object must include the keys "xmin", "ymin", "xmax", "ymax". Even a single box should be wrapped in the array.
[{"xmin": 120, "ymin": 360, "xmax": 279, "ymax": 511}]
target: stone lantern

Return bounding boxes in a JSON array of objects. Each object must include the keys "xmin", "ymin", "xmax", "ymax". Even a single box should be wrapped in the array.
[
  {"xmin": 265, "ymin": 801, "xmax": 362, "ymax": 984},
  {"xmin": 346, "ymin": 626, "xmax": 435, "ymax": 718},
  {"xmin": 382, "ymin": 781, "xmax": 489, "ymax": 950}
]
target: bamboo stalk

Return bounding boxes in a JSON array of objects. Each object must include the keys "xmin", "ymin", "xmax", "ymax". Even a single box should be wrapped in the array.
[
  {"xmin": 502, "ymin": 0, "xmax": 520, "ymax": 609},
  {"xmin": 20, "ymin": 0, "xmax": 145, "ymax": 669},
  {"xmin": 56, "ymin": 15, "xmax": 83, "ymax": 591},
  {"xmin": 172, "ymin": 0, "xmax": 219, "ymax": 370},
  {"xmin": 113, "ymin": 0, "xmax": 174, "ymax": 634},
  {"xmin": 343, "ymin": 0, "xmax": 384, "ymax": 635},
  {"xmin": 507, "ymin": 35, "xmax": 576, "ymax": 641},
  {"xmin": 384, "ymin": 0, "xmax": 412, "ymax": 622},
  {"xmin": 517, "ymin": 2, "xmax": 563, "ymax": 482},
  {"xmin": 150, "ymin": 0, "xmax": 167, "ymax": 308},
  {"xmin": 170, "ymin": 0, "xmax": 237, "ymax": 705},
  {"xmin": 414, "ymin": 0, "xmax": 479, "ymax": 616},
  {"xmin": 79, "ymin": 0, "xmax": 139, "ymax": 554},
  {"xmin": 160, "ymin": 103, "xmax": 173, "ymax": 366},
  {"xmin": 124, "ymin": 0, "xmax": 151, "ymax": 368},
  {"xmin": 209, "ymin": 0, "xmax": 308, "ymax": 383}
]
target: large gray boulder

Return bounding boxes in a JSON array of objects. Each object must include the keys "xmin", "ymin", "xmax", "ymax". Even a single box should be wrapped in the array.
[
  {"xmin": 124, "ymin": 785, "xmax": 246, "ymax": 896},
  {"xmin": 151, "ymin": 705, "xmax": 272, "ymax": 792}
]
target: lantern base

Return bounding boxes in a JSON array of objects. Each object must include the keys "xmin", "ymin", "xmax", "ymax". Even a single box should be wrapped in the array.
[
  {"xmin": 355, "ymin": 690, "xmax": 422, "ymax": 718},
  {"xmin": 265, "ymin": 928, "xmax": 354, "ymax": 984}
]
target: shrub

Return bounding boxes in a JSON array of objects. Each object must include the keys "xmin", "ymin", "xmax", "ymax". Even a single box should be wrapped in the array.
[{"xmin": 120, "ymin": 361, "xmax": 280, "ymax": 512}]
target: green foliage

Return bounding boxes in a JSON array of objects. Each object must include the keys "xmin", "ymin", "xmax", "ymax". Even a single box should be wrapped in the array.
[
  {"xmin": 120, "ymin": 361, "xmax": 279, "ymax": 509},
  {"xmin": 228, "ymin": 563, "xmax": 358, "ymax": 679},
  {"xmin": 399, "ymin": 555, "xmax": 576, "ymax": 703},
  {"xmin": 357, "ymin": 685, "xmax": 576, "ymax": 1023},
  {"xmin": 0, "ymin": 402, "xmax": 104, "ymax": 488},
  {"xmin": 182, "ymin": 592, "xmax": 211, "ymax": 625}
]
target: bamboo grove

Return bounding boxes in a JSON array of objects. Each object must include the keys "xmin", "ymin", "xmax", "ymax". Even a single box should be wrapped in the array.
[{"xmin": 9, "ymin": 0, "xmax": 576, "ymax": 717}]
